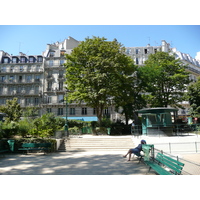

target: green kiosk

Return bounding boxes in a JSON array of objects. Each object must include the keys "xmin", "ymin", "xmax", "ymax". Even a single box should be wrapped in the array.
[{"xmin": 138, "ymin": 107, "xmax": 178, "ymax": 136}]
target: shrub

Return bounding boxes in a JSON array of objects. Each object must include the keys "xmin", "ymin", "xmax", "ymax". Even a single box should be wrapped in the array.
[{"xmin": 68, "ymin": 126, "xmax": 80, "ymax": 135}]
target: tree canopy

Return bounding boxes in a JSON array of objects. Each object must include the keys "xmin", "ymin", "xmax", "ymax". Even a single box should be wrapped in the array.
[
  {"xmin": 187, "ymin": 77, "xmax": 200, "ymax": 117},
  {"xmin": 0, "ymin": 97, "xmax": 22, "ymax": 123},
  {"xmin": 138, "ymin": 51, "xmax": 190, "ymax": 108},
  {"xmin": 65, "ymin": 36, "xmax": 137, "ymax": 123}
]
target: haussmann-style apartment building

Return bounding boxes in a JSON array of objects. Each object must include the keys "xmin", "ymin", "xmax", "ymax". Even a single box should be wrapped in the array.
[{"xmin": 0, "ymin": 37, "xmax": 200, "ymax": 122}]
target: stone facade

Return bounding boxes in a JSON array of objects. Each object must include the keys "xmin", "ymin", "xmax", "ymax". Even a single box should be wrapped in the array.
[{"xmin": 0, "ymin": 37, "xmax": 200, "ymax": 121}]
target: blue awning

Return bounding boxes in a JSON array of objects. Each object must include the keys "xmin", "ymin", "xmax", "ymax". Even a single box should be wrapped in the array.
[{"xmin": 62, "ymin": 116, "xmax": 98, "ymax": 121}]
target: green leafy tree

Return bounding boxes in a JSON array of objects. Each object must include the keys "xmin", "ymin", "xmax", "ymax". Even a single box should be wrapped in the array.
[
  {"xmin": 22, "ymin": 107, "xmax": 39, "ymax": 120},
  {"xmin": 114, "ymin": 72, "xmax": 147, "ymax": 124},
  {"xmin": 0, "ymin": 97, "xmax": 22, "ymax": 123},
  {"xmin": 138, "ymin": 51, "xmax": 190, "ymax": 108},
  {"xmin": 30, "ymin": 113, "xmax": 65, "ymax": 138},
  {"xmin": 65, "ymin": 36, "xmax": 136, "ymax": 124},
  {"xmin": 187, "ymin": 77, "xmax": 200, "ymax": 117}
]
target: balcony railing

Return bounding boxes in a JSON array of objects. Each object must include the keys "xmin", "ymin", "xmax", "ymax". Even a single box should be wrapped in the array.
[
  {"xmin": 0, "ymin": 79, "xmax": 41, "ymax": 84},
  {"xmin": 0, "ymin": 68, "xmax": 43, "ymax": 73}
]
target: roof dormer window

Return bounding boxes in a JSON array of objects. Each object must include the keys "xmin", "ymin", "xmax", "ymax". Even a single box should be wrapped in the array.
[
  {"xmin": 29, "ymin": 57, "xmax": 34, "ymax": 63},
  {"xmin": 3, "ymin": 57, "xmax": 9, "ymax": 63},
  {"xmin": 49, "ymin": 51, "xmax": 55, "ymax": 57},
  {"xmin": 37, "ymin": 56, "xmax": 43, "ymax": 62},
  {"xmin": 21, "ymin": 57, "xmax": 26, "ymax": 63},
  {"xmin": 12, "ymin": 57, "xmax": 18, "ymax": 63}
]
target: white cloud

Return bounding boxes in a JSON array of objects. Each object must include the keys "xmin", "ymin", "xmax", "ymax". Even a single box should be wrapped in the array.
[{"xmin": 195, "ymin": 52, "xmax": 200, "ymax": 62}]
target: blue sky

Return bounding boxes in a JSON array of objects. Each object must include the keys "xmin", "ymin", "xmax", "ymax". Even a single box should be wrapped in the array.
[{"xmin": 0, "ymin": 25, "xmax": 200, "ymax": 58}]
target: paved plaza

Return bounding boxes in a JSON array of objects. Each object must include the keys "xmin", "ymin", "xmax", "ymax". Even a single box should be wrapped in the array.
[
  {"xmin": 0, "ymin": 150, "xmax": 155, "ymax": 175},
  {"xmin": 1, "ymin": 134, "xmax": 200, "ymax": 175}
]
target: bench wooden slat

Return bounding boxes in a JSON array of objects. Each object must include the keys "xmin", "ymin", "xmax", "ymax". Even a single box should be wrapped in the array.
[
  {"xmin": 145, "ymin": 152, "xmax": 184, "ymax": 175},
  {"xmin": 18, "ymin": 143, "xmax": 51, "ymax": 154},
  {"xmin": 145, "ymin": 161, "xmax": 173, "ymax": 175},
  {"xmin": 156, "ymin": 153, "xmax": 184, "ymax": 174},
  {"xmin": 156, "ymin": 157, "xmax": 182, "ymax": 174},
  {"xmin": 0, "ymin": 149, "xmax": 9, "ymax": 153},
  {"xmin": 157, "ymin": 153, "xmax": 184, "ymax": 166}
]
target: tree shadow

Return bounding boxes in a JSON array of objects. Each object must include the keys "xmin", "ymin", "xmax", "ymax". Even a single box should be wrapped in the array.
[{"xmin": 0, "ymin": 152, "xmax": 151, "ymax": 175}]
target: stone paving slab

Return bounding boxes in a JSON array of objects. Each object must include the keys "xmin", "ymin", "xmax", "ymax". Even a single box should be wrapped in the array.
[
  {"xmin": 0, "ymin": 151, "xmax": 155, "ymax": 175},
  {"xmin": 181, "ymin": 153, "xmax": 200, "ymax": 164}
]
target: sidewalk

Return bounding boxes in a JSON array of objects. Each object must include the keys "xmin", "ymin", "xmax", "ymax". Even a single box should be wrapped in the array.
[
  {"xmin": 0, "ymin": 151, "xmax": 154, "ymax": 175},
  {"xmin": 1, "ymin": 134, "xmax": 199, "ymax": 175}
]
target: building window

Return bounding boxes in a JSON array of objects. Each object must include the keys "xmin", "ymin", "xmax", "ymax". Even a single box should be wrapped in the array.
[
  {"xmin": 59, "ymin": 70, "xmax": 64, "ymax": 78},
  {"xmin": 47, "ymin": 108, "xmax": 52, "ymax": 113},
  {"xmin": 12, "ymin": 57, "xmax": 18, "ymax": 63},
  {"xmin": 17, "ymin": 86, "xmax": 22, "ymax": 94},
  {"xmin": 20, "ymin": 66, "xmax": 24, "ymax": 72},
  {"xmin": 104, "ymin": 108, "xmax": 109, "ymax": 115},
  {"xmin": 25, "ymin": 98, "xmax": 31, "ymax": 106},
  {"xmin": 144, "ymin": 49, "xmax": 149, "ymax": 54},
  {"xmin": 26, "ymin": 86, "xmax": 32, "ymax": 94},
  {"xmin": 1, "ymin": 66, "xmax": 6, "ymax": 72},
  {"xmin": 126, "ymin": 48, "xmax": 131, "ymax": 54},
  {"xmin": 49, "ymin": 52, "xmax": 55, "ymax": 57},
  {"xmin": 58, "ymin": 108, "xmax": 63, "ymax": 115},
  {"xmin": 93, "ymin": 108, "xmax": 96, "ymax": 115},
  {"xmin": 154, "ymin": 49, "xmax": 157, "ymax": 53},
  {"xmin": 35, "ymin": 86, "xmax": 39, "ymax": 93},
  {"xmin": 47, "ymin": 96, "xmax": 52, "ymax": 104},
  {"xmin": 58, "ymin": 95, "xmax": 64, "ymax": 103},
  {"xmin": 21, "ymin": 57, "xmax": 26, "ymax": 63},
  {"xmin": 4, "ymin": 58, "xmax": 9, "ymax": 63},
  {"xmin": 70, "ymin": 108, "xmax": 75, "ymax": 115},
  {"xmin": 29, "ymin": 57, "xmax": 34, "ymax": 63},
  {"xmin": 9, "ymin": 76, "xmax": 14, "ymax": 82},
  {"xmin": 9, "ymin": 86, "xmax": 14, "ymax": 93},
  {"xmin": 136, "ymin": 58, "xmax": 139, "ymax": 65},
  {"xmin": 35, "ymin": 75, "xmax": 40, "ymax": 82},
  {"xmin": 82, "ymin": 107, "xmax": 87, "ymax": 115},
  {"xmin": 37, "ymin": 56, "xmax": 43, "ymax": 62},
  {"xmin": 60, "ymin": 50, "xmax": 65, "ymax": 56},
  {"xmin": 0, "ymin": 99, "xmax": 6, "ymax": 104},
  {"xmin": 49, "ymin": 60, "xmax": 53, "ymax": 66},
  {"xmin": 47, "ymin": 71, "xmax": 52, "ymax": 78},
  {"xmin": 19, "ymin": 76, "xmax": 23, "ymax": 82},
  {"xmin": 28, "ymin": 66, "xmax": 31, "ymax": 71},
  {"xmin": 36, "ymin": 65, "xmax": 40, "ymax": 71},
  {"xmin": 10, "ymin": 66, "xmax": 14, "ymax": 72},
  {"xmin": 3, "ymin": 66, "xmax": 6, "ymax": 72},
  {"xmin": 136, "ymin": 49, "xmax": 139, "ymax": 54},
  {"xmin": 34, "ymin": 98, "xmax": 39, "ymax": 105},
  {"xmin": 47, "ymin": 82, "xmax": 52, "ymax": 91},
  {"xmin": 58, "ymin": 82, "xmax": 63, "ymax": 91},
  {"xmin": 26, "ymin": 75, "xmax": 32, "ymax": 83},
  {"xmin": 1, "ymin": 76, "xmax": 5, "ymax": 82},
  {"xmin": 60, "ymin": 60, "xmax": 65, "ymax": 65}
]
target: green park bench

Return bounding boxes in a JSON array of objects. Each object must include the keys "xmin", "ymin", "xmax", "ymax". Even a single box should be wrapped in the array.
[
  {"xmin": 138, "ymin": 144, "xmax": 154, "ymax": 163},
  {"xmin": 0, "ymin": 141, "xmax": 10, "ymax": 157},
  {"xmin": 18, "ymin": 143, "xmax": 51, "ymax": 155},
  {"xmin": 0, "ymin": 145, "xmax": 9, "ymax": 156},
  {"xmin": 144, "ymin": 152, "xmax": 185, "ymax": 175}
]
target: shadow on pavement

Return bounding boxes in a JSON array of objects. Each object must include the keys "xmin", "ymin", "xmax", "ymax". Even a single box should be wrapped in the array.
[{"xmin": 0, "ymin": 152, "xmax": 152, "ymax": 175}]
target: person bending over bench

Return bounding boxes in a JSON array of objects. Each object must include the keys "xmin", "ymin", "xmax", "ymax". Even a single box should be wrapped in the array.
[{"xmin": 123, "ymin": 140, "xmax": 146, "ymax": 161}]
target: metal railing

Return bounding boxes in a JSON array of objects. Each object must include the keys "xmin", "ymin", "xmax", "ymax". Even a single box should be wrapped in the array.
[
  {"xmin": 153, "ymin": 142, "xmax": 200, "ymax": 154},
  {"xmin": 132, "ymin": 124, "xmax": 200, "ymax": 137}
]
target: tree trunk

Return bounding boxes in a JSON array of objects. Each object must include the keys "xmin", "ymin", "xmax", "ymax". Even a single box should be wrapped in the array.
[{"xmin": 96, "ymin": 104, "xmax": 104, "ymax": 125}]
